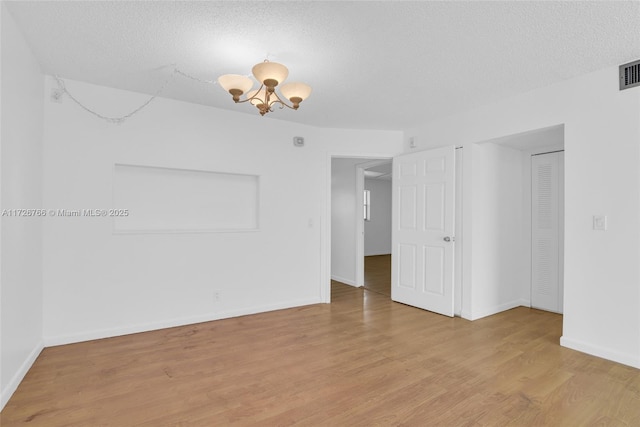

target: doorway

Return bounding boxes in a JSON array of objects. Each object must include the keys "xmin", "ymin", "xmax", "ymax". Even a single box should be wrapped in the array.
[
  {"xmin": 329, "ymin": 150, "xmax": 463, "ymax": 315},
  {"xmin": 330, "ymin": 157, "xmax": 391, "ymax": 290},
  {"xmin": 361, "ymin": 160, "xmax": 393, "ymax": 297}
]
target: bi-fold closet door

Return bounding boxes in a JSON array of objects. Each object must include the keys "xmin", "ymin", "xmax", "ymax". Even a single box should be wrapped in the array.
[{"xmin": 531, "ymin": 151, "xmax": 564, "ymax": 313}]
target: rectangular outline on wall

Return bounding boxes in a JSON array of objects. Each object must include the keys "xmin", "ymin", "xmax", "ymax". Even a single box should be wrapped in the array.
[{"xmin": 112, "ymin": 163, "xmax": 260, "ymax": 234}]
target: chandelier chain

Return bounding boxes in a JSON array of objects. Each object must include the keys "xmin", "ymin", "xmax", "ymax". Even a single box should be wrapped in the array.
[
  {"xmin": 173, "ymin": 68, "xmax": 219, "ymax": 85},
  {"xmin": 54, "ymin": 67, "xmax": 219, "ymax": 124}
]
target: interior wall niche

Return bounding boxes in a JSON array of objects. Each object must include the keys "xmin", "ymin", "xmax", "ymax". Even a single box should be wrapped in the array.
[{"xmin": 113, "ymin": 164, "xmax": 259, "ymax": 233}]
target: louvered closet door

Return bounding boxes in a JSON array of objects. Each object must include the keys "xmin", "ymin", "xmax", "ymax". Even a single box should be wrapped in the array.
[{"xmin": 531, "ymin": 151, "xmax": 564, "ymax": 313}]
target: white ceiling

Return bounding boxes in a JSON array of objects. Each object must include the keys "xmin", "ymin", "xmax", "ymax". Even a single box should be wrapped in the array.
[
  {"xmin": 5, "ymin": 1, "xmax": 640, "ymax": 130},
  {"xmin": 364, "ymin": 161, "xmax": 393, "ymax": 181}
]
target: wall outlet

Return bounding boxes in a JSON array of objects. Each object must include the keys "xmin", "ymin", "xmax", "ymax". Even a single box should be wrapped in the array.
[{"xmin": 213, "ymin": 290, "xmax": 222, "ymax": 302}]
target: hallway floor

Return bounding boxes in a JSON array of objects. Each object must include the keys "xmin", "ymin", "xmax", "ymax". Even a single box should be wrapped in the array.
[{"xmin": 363, "ymin": 254, "xmax": 391, "ymax": 297}]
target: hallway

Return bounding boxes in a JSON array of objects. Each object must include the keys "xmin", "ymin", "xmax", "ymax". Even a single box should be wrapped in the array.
[{"xmin": 363, "ymin": 254, "xmax": 391, "ymax": 297}]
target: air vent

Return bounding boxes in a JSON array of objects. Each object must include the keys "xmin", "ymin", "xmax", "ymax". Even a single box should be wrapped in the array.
[{"xmin": 620, "ymin": 60, "xmax": 640, "ymax": 90}]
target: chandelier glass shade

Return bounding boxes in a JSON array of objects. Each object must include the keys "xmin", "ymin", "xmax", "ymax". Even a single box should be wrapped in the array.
[{"xmin": 218, "ymin": 60, "xmax": 311, "ymax": 116}]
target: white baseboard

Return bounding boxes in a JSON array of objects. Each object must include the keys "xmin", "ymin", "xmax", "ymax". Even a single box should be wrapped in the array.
[
  {"xmin": 1, "ymin": 340, "xmax": 44, "ymax": 411},
  {"xmin": 331, "ymin": 275, "xmax": 358, "ymax": 287},
  {"xmin": 44, "ymin": 297, "xmax": 321, "ymax": 347},
  {"xmin": 466, "ymin": 299, "xmax": 528, "ymax": 321},
  {"xmin": 364, "ymin": 252, "xmax": 391, "ymax": 257},
  {"xmin": 560, "ymin": 336, "xmax": 640, "ymax": 369}
]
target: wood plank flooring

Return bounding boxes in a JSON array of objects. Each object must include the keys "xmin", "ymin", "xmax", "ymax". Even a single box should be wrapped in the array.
[
  {"xmin": 2, "ymin": 283, "xmax": 640, "ymax": 426},
  {"xmin": 364, "ymin": 254, "xmax": 391, "ymax": 297}
]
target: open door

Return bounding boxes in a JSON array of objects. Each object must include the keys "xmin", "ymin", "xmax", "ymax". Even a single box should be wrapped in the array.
[{"xmin": 391, "ymin": 145, "xmax": 456, "ymax": 316}]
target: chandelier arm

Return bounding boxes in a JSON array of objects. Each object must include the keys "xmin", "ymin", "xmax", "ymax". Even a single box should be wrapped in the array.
[
  {"xmin": 254, "ymin": 83, "xmax": 266, "ymax": 102},
  {"xmin": 269, "ymin": 91, "xmax": 295, "ymax": 110},
  {"xmin": 233, "ymin": 83, "xmax": 266, "ymax": 104},
  {"xmin": 278, "ymin": 102, "xmax": 296, "ymax": 110},
  {"xmin": 234, "ymin": 98, "xmax": 255, "ymax": 105}
]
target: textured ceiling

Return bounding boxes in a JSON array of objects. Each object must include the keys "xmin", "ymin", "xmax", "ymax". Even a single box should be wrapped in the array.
[{"xmin": 5, "ymin": 1, "xmax": 640, "ymax": 130}]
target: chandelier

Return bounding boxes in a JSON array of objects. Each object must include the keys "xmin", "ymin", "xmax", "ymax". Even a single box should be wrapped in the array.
[{"xmin": 218, "ymin": 60, "xmax": 312, "ymax": 116}]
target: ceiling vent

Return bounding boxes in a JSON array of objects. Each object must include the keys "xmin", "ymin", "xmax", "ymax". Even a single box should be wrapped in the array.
[{"xmin": 620, "ymin": 60, "xmax": 640, "ymax": 90}]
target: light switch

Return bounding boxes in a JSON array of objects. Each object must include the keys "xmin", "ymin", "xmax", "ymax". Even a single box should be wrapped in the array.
[{"xmin": 593, "ymin": 215, "xmax": 607, "ymax": 231}]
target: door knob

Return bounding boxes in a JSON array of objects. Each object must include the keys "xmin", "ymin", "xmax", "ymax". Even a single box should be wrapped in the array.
[{"xmin": 443, "ymin": 236, "xmax": 453, "ymax": 242}]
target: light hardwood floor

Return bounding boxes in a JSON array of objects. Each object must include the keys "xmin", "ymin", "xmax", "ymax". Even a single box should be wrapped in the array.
[
  {"xmin": 364, "ymin": 254, "xmax": 391, "ymax": 297},
  {"xmin": 2, "ymin": 282, "xmax": 639, "ymax": 426}
]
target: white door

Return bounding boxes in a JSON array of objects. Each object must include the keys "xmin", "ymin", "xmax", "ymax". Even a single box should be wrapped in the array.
[
  {"xmin": 391, "ymin": 146, "xmax": 456, "ymax": 316},
  {"xmin": 531, "ymin": 151, "xmax": 564, "ymax": 313}
]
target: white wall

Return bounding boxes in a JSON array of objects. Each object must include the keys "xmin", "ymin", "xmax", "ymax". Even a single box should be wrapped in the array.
[
  {"xmin": 364, "ymin": 178, "xmax": 392, "ymax": 256},
  {"xmin": 41, "ymin": 77, "xmax": 403, "ymax": 345},
  {"xmin": 330, "ymin": 158, "xmax": 362, "ymax": 286},
  {"xmin": 405, "ymin": 65, "xmax": 640, "ymax": 368},
  {"xmin": 0, "ymin": 4, "xmax": 45, "ymax": 409},
  {"xmin": 478, "ymin": 127, "xmax": 565, "ymax": 317},
  {"xmin": 467, "ymin": 142, "xmax": 527, "ymax": 319}
]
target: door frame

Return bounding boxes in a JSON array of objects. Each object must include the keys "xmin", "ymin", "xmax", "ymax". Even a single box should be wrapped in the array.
[
  {"xmin": 324, "ymin": 149, "xmax": 465, "ymax": 315},
  {"xmin": 356, "ymin": 159, "xmax": 393, "ymax": 287},
  {"xmin": 527, "ymin": 147, "xmax": 565, "ymax": 313},
  {"xmin": 323, "ymin": 152, "xmax": 394, "ymax": 303}
]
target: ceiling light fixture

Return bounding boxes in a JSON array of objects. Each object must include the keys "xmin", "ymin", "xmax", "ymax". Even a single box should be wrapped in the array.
[{"xmin": 218, "ymin": 60, "xmax": 311, "ymax": 116}]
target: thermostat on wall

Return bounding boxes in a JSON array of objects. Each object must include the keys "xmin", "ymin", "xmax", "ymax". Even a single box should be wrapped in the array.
[{"xmin": 293, "ymin": 136, "xmax": 304, "ymax": 147}]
